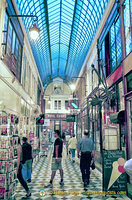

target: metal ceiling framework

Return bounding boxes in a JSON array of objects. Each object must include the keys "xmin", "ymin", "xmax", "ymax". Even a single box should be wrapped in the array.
[{"xmin": 15, "ymin": 0, "xmax": 109, "ymax": 87}]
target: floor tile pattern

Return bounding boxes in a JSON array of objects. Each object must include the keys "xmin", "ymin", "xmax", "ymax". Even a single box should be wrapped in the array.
[{"xmin": 14, "ymin": 149, "xmax": 130, "ymax": 200}]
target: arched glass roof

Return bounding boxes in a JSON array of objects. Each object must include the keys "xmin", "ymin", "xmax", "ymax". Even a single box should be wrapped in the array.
[{"xmin": 15, "ymin": 0, "xmax": 109, "ymax": 86}]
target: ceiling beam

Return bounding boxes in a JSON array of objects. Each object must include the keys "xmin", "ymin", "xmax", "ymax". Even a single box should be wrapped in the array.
[
  {"xmin": 44, "ymin": 0, "xmax": 53, "ymax": 75},
  {"xmin": 64, "ymin": 0, "xmax": 78, "ymax": 75},
  {"xmin": 58, "ymin": 0, "xmax": 62, "ymax": 75}
]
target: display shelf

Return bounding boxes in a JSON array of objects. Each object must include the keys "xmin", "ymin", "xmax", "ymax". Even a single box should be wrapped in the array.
[{"xmin": 0, "ymin": 111, "xmax": 19, "ymax": 199}]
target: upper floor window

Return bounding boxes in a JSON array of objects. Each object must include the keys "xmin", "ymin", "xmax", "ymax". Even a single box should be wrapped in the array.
[
  {"xmin": 65, "ymin": 100, "xmax": 69, "ymax": 110},
  {"xmin": 2, "ymin": 11, "xmax": 23, "ymax": 82},
  {"xmin": 54, "ymin": 100, "xmax": 61, "ymax": 110},
  {"xmin": 98, "ymin": 16, "xmax": 121, "ymax": 78},
  {"xmin": 98, "ymin": 2, "xmax": 122, "ymax": 79},
  {"xmin": 124, "ymin": 0, "xmax": 132, "ymax": 56},
  {"xmin": 126, "ymin": 72, "xmax": 132, "ymax": 93}
]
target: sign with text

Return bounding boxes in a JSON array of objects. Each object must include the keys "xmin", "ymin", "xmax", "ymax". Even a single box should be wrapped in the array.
[
  {"xmin": 44, "ymin": 119, "xmax": 50, "ymax": 127},
  {"xmin": 45, "ymin": 114, "xmax": 66, "ymax": 120},
  {"xmin": 102, "ymin": 150, "xmax": 127, "ymax": 192},
  {"xmin": 66, "ymin": 115, "xmax": 75, "ymax": 122}
]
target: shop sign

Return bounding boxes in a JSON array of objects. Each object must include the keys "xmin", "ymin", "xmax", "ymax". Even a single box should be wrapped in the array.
[
  {"xmin": 44, "ymin": 119, "xmax": 50, "ymax": 126},
  {"xmin": 106, "ymin": 66, "xmax": 122, "ymax": 87},
  {"xmin": 66, "ymin": 115, "xmax": 75, "ymax": 122},
  {"xmin": 45, "ymin": 114, "xmax": 66, "ymax": 120},
  {"xmin": 102, "ymin": 150, "xmax": 127, "ymax": 192}
]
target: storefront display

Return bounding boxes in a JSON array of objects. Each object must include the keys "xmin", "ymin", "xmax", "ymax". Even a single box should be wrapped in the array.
[{"xmin": 0, "ymin": 111, "xmax": 18, "ymax": 199}]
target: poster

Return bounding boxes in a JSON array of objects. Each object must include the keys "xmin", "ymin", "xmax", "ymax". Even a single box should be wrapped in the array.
[{"xmin": 102, "ymin": 150, "xmax": 127, "ymax": 192}]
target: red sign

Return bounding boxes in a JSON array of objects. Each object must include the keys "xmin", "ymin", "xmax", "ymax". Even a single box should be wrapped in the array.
[
  {"xmin": 29, "ymin": 133, "xmax": 34, "ymax": 139},
  {"xmin": 106, "ymin": 66, "xmax": 122, "ymax": 87}
]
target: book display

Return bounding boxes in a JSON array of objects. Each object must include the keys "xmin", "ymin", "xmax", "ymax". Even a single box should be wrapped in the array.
[{"xmin": 0, "ymin": 111, "xmax": 19, "ymax": 199}]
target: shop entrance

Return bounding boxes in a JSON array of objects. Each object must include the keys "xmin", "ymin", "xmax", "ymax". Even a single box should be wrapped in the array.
[{"xmin": 54, "ymin": 120, "xmax": 61, "ymax": 132}]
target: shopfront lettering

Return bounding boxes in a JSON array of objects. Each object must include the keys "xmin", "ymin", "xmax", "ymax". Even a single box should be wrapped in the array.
[{"xmin": 45, "ymin": 114, "xmax": 66, "ymax": 119}]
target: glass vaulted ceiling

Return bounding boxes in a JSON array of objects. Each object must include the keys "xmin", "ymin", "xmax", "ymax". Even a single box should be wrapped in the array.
[{"xmin": 16, "ymin": 0, "xmax": 109, "ymax": 86}]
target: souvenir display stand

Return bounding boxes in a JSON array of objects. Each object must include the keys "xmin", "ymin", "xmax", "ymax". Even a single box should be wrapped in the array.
[{"xmin": 0, "ymin": 111, "xmax": 19, "ymax": 199}]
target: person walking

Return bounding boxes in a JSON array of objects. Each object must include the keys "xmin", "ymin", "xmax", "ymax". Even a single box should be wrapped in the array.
[
  {"xmin": 21, "ymin": 137, "xmax": 33, "ymax": 183},
  {"xmin": 77, "ymin": 129, "xmax": 95, "ymax": 188},
  {"xmin": 68, "ymin": 134, "xmax": 77, "ymax": 163},
  {"xmin": 45, "ymin": 130, "xmax": 64, "ymax": 187},
  {"xmin": 17, "ymin": 137, "xmax": 31, "ymax": 198}
]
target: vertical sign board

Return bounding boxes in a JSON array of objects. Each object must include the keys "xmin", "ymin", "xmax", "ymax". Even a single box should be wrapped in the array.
[{"xmin": 102, "ymin": 150, "xmax": 127, "ymax": 193}]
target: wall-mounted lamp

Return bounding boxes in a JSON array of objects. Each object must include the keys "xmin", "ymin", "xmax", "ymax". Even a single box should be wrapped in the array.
[
  {"xmin": 48, "ymin": 97, "xmax": 51, "ymax": 104},
  {"xmin": 29, "ymin": 24, "xmax": 40, "ymax": 40},
  {"xmin": 70, "ymin": 84, "xmax": 76, "ymax": 92},
  {"xmin": 9, "ymin": 15, "xmax": 40, "ymax": 40}
]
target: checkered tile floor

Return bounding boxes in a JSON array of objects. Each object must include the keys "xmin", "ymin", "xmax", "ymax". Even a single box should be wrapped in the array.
[{"xmin": 15, "ymin": 149, "xmax": 130, "ymax": 200}]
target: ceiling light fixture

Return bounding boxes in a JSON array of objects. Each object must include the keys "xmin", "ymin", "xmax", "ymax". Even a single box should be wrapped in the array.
[
  {"xmin": 70, "ymin": 84, "xmax": 76, "ymax": 91},
  {"xmin": 29, "ymin": 24, "xmax": 40, "ymax": 40},
  {"xmin": 9, "ymin": 15, "xmax": 40, "ymax": 40}
]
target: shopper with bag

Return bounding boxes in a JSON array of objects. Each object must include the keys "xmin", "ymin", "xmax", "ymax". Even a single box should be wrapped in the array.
[{"xmin": 77, "ymin": 130, "xmax": 95, "ymax": 188}]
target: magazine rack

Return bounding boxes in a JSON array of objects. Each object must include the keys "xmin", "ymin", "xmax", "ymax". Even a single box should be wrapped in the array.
[{"xmin": 0, "ymin": 111, "xmax": 18, "ymax": 199}]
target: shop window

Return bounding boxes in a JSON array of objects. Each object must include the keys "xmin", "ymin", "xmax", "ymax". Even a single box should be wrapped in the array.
[
  {"xmin": 7, "ymin": 21, "xmax": 13, "ymax": 54},
  {"xmin": 12, "ymin": 31, "xmax": 16, "ymax": 54},
  {"xmin": 2, "ymin": 11, "xmax": 23, "ymax": 82},
  {"xmin": 46, "ymin": 100, "xmax": 51, "ymax": 110},
  {"xmin": 21, "ymin": 53, "xmax": 27, "ymax": 88},
  {"xmin": 98, "ymin": 9, "xmax": 121, "ymax": 78},
  {"xmin": 2, "ymin": 12, "xmax": 8, "ymax": 54},
  {"xmin": 124, "ymin": 0, "xmax": 132, "ymax": 56},
  {"xmin": 126, "ymin": 72, "xmax": 132, "ymax": 92},
  {"xmin": 58, "ymin": 101, "xmax": 61, "ymax": 110},
  {"xmin": 54, "ymin": 100, "xmax": 61, "ymax": 110},
  {"xmin": 28, "ymin": 66, "xmax": 31, "ymax": 95},
  {"xmin": 118, "ymin": 81, "xmax": 125, "ymax": 110},
  {"xmin": 65, "ymin": 100, "xmax": 69, "ymax": 110},
  {"xmin": 54, "ymin": 101, "xmax": 57, "ymax": 110},
  {"xmin": 103, "ymin": 127, "xmax": 119, "ymax": 150}
]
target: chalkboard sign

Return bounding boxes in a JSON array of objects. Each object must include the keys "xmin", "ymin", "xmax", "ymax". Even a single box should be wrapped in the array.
[{"xmin": 102, "ymin": 150, "xmax": 127, "ymax": 192}]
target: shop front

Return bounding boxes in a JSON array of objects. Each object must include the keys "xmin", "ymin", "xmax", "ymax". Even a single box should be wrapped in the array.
[{"xmin": 45, "ymin": 113, "xmax": 72, "ymax": 136}]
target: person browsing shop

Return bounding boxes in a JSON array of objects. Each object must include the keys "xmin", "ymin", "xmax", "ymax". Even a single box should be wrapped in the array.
[
  {"xmin": 17, "ymin": 137, "xmax": 31, "ymax": 198},
  {"xmin": 21, "ymin": 137, "xmax": 33, "ymax": 183}
]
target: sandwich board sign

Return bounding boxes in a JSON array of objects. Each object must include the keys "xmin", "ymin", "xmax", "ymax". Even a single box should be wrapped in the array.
[{"xmin": 102, "ymin": 150, "xmax": 127, "ymax": 193}]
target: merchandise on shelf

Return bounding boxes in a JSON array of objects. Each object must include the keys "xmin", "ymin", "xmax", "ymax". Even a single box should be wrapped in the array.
[
  {"xmin": 0, "ymin": 111, "xmax": 19, "ymax": 199},
  {"xmin": 0, "ymin": 149, "xmax": 9, "ymax": 160},
  {"xmin": 0, "ymin": 161, "xmax": 7, "ymax": 174},
  {"xmin": 0, "ymin": 187, "xmax": 5, "ymax": 199},
  {"xmin": 0, "ymin": 174, "xmax": 6, "ymax": 188},
  {"xmin": 0, "ymin": 137, "xmax": 9, "ymax": 148}
]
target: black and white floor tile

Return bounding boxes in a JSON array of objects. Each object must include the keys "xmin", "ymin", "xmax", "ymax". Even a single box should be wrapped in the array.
[{"xmin": 15, "ymin": 149, "xmax": 130, "ymax": 200}]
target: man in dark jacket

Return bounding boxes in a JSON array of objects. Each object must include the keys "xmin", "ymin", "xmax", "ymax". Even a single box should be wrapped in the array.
[{"xmin": 22, "ymin": 137, "xmax": 33, "ymax": 183}]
